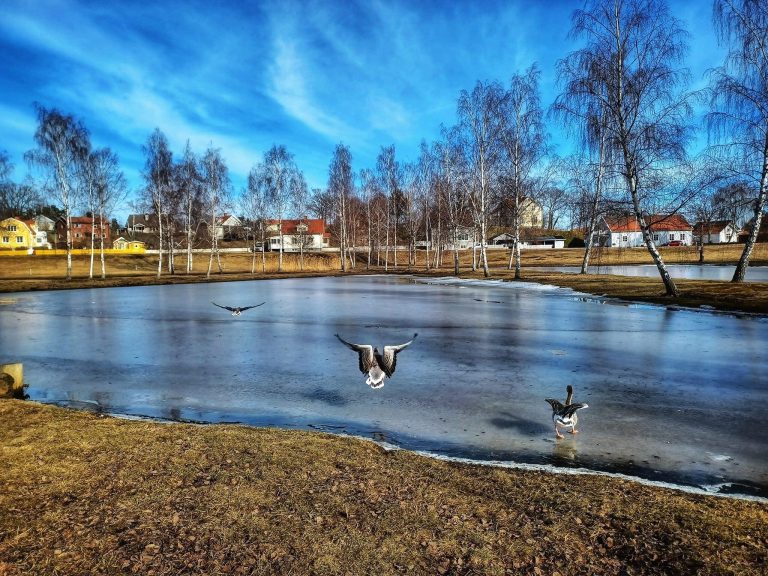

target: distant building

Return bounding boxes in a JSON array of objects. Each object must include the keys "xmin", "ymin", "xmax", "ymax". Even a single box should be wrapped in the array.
[
  {"xmin": 264, "ymin": 218, "xmax": 330, "ymax": 251},
  {"xmin": 444, "ymin": 226, "xmax": 476, "ymax": 250},
  {"xmin": 492, "ymin": 196, "xmax": 543, "ymax": 228},
  {"xmin": 592, "ymin": 214, "xmax": 693, "ymax": 247},
  {"xmin": 0, "ymin": 217, "xmax": 35, "ymax": 250},
  {"xmin": 737, "ymin": 213, "xmax": 768, "ymax": 243},
  {"xmin": 33, "ymin": 214, "xmax": 55, "ymax": 231},
  {"xmin": 693, "ymin": 220, "xmax": 738, "ymax": 244},
  {"xmin": 214, "ymin": 214, "xmax": 243, "ymax": 240},
  {"xmin": 55, "ymin": 216, "xmax": 111, "ymax": 248},
  {"xmin": 126, "ymin": 214, "xmax": 160, "ymax": 234},
  {"xmin": 112, "ymin": 237, "xmax": 146, "ymax": 251}
]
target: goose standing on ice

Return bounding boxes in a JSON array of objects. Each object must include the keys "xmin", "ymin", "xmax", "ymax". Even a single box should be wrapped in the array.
[
  {"xmin": 545, "ymin": 384, "xmax": 588, "ymax": 439},
  {"xmin": 335, "ymin": 333, "xmax": 418, "ymax": 389},
  {"xmin": 211, "ymin": 301, "xmax": 265, "ymax": 316}
]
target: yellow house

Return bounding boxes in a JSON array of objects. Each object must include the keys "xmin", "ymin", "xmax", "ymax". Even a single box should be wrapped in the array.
[
  {"xmin": 0, "ymin": 217, "xmax": 34, "ymax": 251},
  {"xmin": 112, "ymin": 236, "xmax": 146, "ymax": 252}
]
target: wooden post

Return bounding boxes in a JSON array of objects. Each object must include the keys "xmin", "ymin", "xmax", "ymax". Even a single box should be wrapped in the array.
[{"xmin": 0, "ymin": 363, "xmax": 25, "ymax": 399}]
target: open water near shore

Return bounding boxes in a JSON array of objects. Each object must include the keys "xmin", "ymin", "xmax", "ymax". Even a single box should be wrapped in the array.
[
  {"xmin": 531, "ymin": 263, "xmax": 768, "ymax": 282},
  {"xmin": 1, "ymin": 275, "xmax": 766, "ymax": 498}
]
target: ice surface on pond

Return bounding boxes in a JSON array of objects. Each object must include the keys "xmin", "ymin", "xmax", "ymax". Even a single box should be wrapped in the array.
[
  {"xmin": 1, "ymin": 275, "xmax": 766, "ymax": 498},
  {"xmin": 531, "ymin": 264, "xmax": 768, "ymax": 282}
]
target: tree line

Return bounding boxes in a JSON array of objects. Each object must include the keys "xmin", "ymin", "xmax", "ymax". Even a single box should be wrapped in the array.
[{"xmin": 1, "ymin": 0, "xmax": 765, "ymax": 291}]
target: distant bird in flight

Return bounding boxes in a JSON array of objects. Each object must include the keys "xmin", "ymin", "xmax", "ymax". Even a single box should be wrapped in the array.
[
  {"xmin": 545, "ymin": 384, "xmax": 589, "ymax": 439},
  {"xmin": 335, "ymin": 333, "xmax": 418, "ymax": 389},
  {"xmin": 211, "ymin": 301, "xmax": 265, "ymax": 316}
]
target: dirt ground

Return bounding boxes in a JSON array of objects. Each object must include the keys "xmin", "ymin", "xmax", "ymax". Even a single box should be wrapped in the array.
[{"xmin": 1, "ymin": 401, "xmax": 765, "ymax": 576}]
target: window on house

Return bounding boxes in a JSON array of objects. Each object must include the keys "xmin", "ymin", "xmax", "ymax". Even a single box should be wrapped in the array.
[
  {"xmin": 8, "ymin": 225, "xmax": 17, "ymax": 232},
  {"xmin": 670, "ymin": 233, "xmax": 676, "ymax": 240},
  {"xmin": 653, "ymin": 234, "xmax": 659, "ymax": 241},
  {"xmin": 1, "ymin": 236, "xmax": 8, "ymax": 243},
  {"xmin": 16, "ymin": 236, "xmax": 23, "ymax": 243},
  {"xmin": 622, "ymin": 235, "xmax": 628, "ymax": 242}
]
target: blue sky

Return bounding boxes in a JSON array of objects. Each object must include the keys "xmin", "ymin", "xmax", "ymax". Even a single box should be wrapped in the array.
[{"xmin": 1, "ymin": 0, "xmax": 724, "ymax": 221}]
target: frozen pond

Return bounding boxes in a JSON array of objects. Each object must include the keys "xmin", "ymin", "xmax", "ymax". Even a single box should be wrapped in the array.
[
  {"xmin": 1, "ymin": 275, "xmax": 766, "ymax": 498},
  {"xmin": 531, "ymin": 264, "xmax": 768, "ymax": 282}
]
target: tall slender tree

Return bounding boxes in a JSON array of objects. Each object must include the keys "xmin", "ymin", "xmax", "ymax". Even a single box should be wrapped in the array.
[
  {"xmin": 329, "ymin": 144, "xmax": 354, "ymax": 272},
  {"xmin": 262, "ymin": 145, "xmax": 303, "ymax": 272},
  {"xmin": 709, "ymin": 0, "xmax": 768, "ymax": 282},
  {"xmin": 559, "ymin": 0, "xmax": 694, "ymax": 296},
  {"xmin": 175, "ymin": 142, "xmax": 202, "ymax": 274},
  {"xmin": 200, "ymin": 147, "xmax": 229, "ymax": 278},
  {"xmin": 499, "ymin": 66, "xmax": 548, "ymax": 278},
  {"xmin": 456, "ymin": 81, "xmax": 506, "ymax": 277},
  {"xmin": 25, "ymin": 104, "xmax": 90, "ymax": 279},
  {"xmin": 141, "ymin": 129, "xmax": 173, "ymax": 278}
]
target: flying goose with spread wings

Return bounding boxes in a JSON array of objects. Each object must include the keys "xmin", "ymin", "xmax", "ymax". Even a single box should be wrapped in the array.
[
  {"xmin": 335, "ymin": 333, "xmax": 418, "ymax": 389},
  {"xmin": 211, "ymin": 301, "xmax": 265, "ymax": 316}
]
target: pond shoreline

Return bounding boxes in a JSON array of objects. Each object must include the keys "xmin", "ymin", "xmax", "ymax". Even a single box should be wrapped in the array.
[{"xmin": 1, "ymin": 400, "xmax": 766, "ymax": 575}]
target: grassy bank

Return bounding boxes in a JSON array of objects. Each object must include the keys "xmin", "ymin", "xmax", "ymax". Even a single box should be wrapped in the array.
[{"xmin": 1, "ymin": 401, "xmax": 765, "ymax": 575}]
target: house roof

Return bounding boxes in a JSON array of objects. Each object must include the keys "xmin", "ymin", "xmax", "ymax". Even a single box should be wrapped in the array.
[
  {"xmin": 216, "ymin": 214, "xmax": 241, "ymax": 225},
  {"xmin": 693, "ymin": 220, "xmax": 733, "ymax": 235},
  {"xmin": 127, "ymin": 214, "xmax": 160, "ymax": 227},
  {"xmin": 604, "ymin": 214, "xmax": 692, "ymax": 232},
  {"xmin": 267, "ymin": 219, "xmax": 326, "ymax": 235}
]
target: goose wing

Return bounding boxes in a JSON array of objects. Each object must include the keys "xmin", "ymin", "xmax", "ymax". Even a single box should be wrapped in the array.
[
  {"xmin": 238, "ymin": 302, "xmax": 266, "ymax": 312},
  {"xmin": 561, "ymin": 402, "xmax": 588, "ymax": 417},
  {"xmin": 335, "ymin": 334, "xmax": 377, "ymax": 374},
  {"xmin": 545, "ymin": 398, "xmax": 566, "ymax": 413},
  {"xmin": 212, "ymin": 301, "xmax": 235, "ymax": 312},
  {"xmin": 380, "ymin": 333, "xmax": 418, "ymax": 377}
]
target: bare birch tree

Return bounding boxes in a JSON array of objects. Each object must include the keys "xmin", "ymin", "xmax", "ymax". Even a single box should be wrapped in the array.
[
  {"xmin": 499, "ymin": 66, "xmax": 548, "ymax": 278},
  {"xmin": 25, "ymin": 104, "xmax": 89, "ymax": 279},
  {"xmin": 709, "ymin": 0, "xmax": 768, "ymax": 282},
  {"xmin": 456, "ymin": 81, "xmax": 505, "ymax": 277},
  {"xmin": 376, "ymin": 146, "xmax": 402, "ymax": 270},
  {"xmin": 359, "ymin": 168, "xmax": 378, "ymax": 268},
  {"xmin": 141, "ymin": 129, "xmax": 173, "ymax": 278},
  {"xmin": 329, "ymin": 144, "xmax": 354, "ymax": 272},
  {"xmin": 562, "ymin": 0, "xmax": 693, "ymax": 296},
  {"xmin": 175, "ymin": 142, "xmax": 202, "ymax": 274},
  {"xmin": 201, "ymin": 147, "xmax": 229, "ymax": 278},
  {"xmin": 438, "ymin": 126, "xmax": 471, "ymax": 275},
  {"xmin": 83, "ymin": 148, "xmax": 126, "ymax": 278},
  {"xmin": 262, "ymin": 145, "xmax": 303, "ymax": 273},
  {"xmin": 244, "ymin": 164, "xmax": 271, "ymax": 273}
]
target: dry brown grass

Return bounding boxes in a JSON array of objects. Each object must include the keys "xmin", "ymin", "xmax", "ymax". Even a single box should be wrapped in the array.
[{"xmin": 1, "ymin": 401, "xmax": 766, "ymax": 576}]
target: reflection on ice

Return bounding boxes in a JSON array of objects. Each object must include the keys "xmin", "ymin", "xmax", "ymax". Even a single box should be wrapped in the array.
[{"xmin": 1, "ymin": 275, "xmax": 766, "ymax": 498}]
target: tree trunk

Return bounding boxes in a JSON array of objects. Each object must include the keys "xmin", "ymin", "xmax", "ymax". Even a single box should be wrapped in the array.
[
  {"xmin": 156, "ymin": 205, "xmax": 163, "ymax": 279},
  {"xmin": 65, "ymin": 211, "xmax": 72, "ymax": 280},
  {"xmin": 732, "ymin": 137, "xmax": 768, "ymax": 282},
  {"xmin": 88, "ymin": 213, "xmax": 95, "ymax": 280},
  {"xmin": 99, "ymin": 210, "xmax": 106, "ymax": 279}
]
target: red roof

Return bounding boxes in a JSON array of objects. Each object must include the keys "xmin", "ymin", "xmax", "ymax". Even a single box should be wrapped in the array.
[
  {"xmin": 605, "ymin": 214, "xmax": 691, "ymax": 232},
  {"xmin": 267, "ymin": 219, "xmax": 326, "ymax": 235},
  {"xmin": 693, "ymin": 220, "xmax": 732, "ymax": 235}
]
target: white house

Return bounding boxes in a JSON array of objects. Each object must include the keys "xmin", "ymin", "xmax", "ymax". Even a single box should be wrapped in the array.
[
  {"xmin": 215, "ymin": 214, "xmax": 243, "ymax": 240},
  {"xmin": 444, "ymin": 226, "xmax": 476, "ymax": 250},
  {"xmin": 264, "ymin": 219, "xmax": 329, "ymax": 252},
  {"xmin": 592, "ymin": 214, "xmax": 693, "ymax": 247},
  {"xmin": 693, "ymin": 220, "xmax": 738, "ymax": 244}
]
